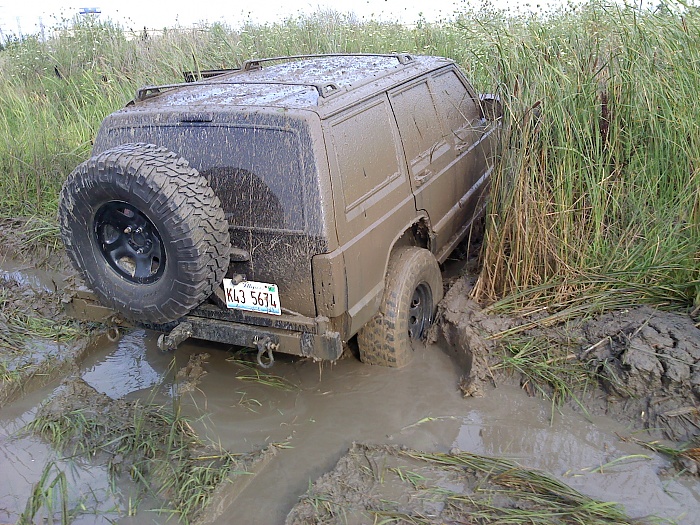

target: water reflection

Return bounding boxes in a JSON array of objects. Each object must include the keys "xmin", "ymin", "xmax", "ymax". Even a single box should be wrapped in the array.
[{"xmin": 81, "ymin": 330, "xmax": 167, "ymax": 399}]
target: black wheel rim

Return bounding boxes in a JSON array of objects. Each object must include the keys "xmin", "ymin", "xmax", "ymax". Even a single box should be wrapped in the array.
[
  {"xmin": 93, "ymin": 201, "xmax": 166, "ymax": 284},
  {"xmin": 408, "ymin": 282, "xmax": 433, "ymax": 340}
]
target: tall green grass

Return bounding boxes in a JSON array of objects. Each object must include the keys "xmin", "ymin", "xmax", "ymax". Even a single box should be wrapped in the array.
[
  {"xmin": 472, "ymin": 2, "xmax": 700, "ymax": 312},
  {"xmin": 1, "ymin": 2, "xmax": 698, "ymax": 311}
]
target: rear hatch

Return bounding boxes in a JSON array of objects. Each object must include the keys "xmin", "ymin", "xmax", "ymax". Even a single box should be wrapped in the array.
[{"xmin": 93, "ymin": 110, "xmax": 328, "ymax": 318}]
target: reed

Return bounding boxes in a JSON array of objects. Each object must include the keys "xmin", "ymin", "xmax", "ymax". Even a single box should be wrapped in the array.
[{"xmin": 471, "ymin": 1, "xmax": 700, "ymax": 312}]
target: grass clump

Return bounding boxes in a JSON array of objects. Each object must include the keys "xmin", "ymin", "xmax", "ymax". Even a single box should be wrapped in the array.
[
  {"xmin": 289, "ymin": 443, "xmax": 645, "ymax": 525},
  {"xmin": 25, "ymin": 378, "xmax": 240, "ymax": 523},
  {"xmin": 402, "ymin": 450, "xmax": 643, "ymax": 525},
  {"xmin": 490, "ymin": 335, "xmax": 594, "ymax": 408},
  {"xmin": 18, "ymin": 462, "xmax": 70, "ymax": 525}
]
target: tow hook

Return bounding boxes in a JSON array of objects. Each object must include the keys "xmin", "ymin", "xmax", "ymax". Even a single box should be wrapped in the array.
[
  {"xmin": 157, "ymin": 322, "xmax": 194, "ymax": 352},
  {"xmin": 254, "ymin": 336, "xmax": 279, "ymax": 368},
  {"xmin": 106, "ymin": 325, "xmax": 121, "ymax": 342}
]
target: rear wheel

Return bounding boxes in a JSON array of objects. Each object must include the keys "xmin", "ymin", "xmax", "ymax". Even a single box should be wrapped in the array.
[
  {"xmin": 357, "ymin": 247, "xmax": 443, "ymax": 367},
  {"xmin": 59, "ymin": 143, "xmax": 231, "ymax": 324}
]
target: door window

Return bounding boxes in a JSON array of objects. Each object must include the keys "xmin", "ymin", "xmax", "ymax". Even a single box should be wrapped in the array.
[
  {"xmin": 431, "ymin": 69, "xmax": 480, "ymax": 144},
  {"xmin": 390, "ymin": 80, "xmax": 447, "ymax": 175}
]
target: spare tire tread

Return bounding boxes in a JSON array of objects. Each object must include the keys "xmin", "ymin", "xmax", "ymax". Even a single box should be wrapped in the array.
[{"xmin": 59, "ymin": 143, "xmax": 231, "ymax": 324}]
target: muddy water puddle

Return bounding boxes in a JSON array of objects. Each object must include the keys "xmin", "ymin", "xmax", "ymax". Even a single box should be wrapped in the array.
[
  {"xmin": 1, "ymin": 330, "xmax": 699, "ymax": 524},
  {"xmin": 0, "ymin": 259, "xmax": 65, "ymax": 292}
]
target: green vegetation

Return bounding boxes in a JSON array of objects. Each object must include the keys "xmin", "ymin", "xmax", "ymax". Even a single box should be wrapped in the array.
[
  {"xmin": 18, "ymin": 462, "xmax": 70, "ymax": 525},
  {"xmin": 0, "ymin": 1, "xmax": 698, "ymax": 312},
  {"xmin": 471, "ymin": 2, "xmax": 700, "ymax": 314},
  {"xmin": 26, "ymin": 380, "xmax": 241, "ymax": 523},
  {"xmin": 399, "ymin": 450, "xmax": 645, "ymax": 524},
  {"xmin": 491, "ymin": 335, "xmax": 595, "ymax": 408}
]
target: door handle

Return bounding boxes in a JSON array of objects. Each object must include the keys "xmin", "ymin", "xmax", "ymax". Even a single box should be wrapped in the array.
[
  {"xmin": 414, "ymin": 169, "xmax": 433, "ymax": 186},
  {"xmin": 456, "ymin": 141, "xmax": 475, "ymax": 155}
]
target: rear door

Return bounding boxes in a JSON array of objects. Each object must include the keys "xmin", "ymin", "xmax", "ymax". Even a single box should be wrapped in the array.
[{"xmin": 389, "ymin": 66, "xmax": 488, "ymax": 259}]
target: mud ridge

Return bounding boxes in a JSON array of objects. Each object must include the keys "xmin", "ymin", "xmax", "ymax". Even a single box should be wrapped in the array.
[
  {"xmin": 430, "ymin": 276, "xmax": 700, "ymax": 443},
  {"xmin": 286, "ymin": 443, "xmax": 644, "ymax": 525}
]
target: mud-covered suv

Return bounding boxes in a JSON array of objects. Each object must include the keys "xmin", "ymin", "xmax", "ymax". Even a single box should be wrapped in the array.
[{"xmin": 59, "ymin": 53, "xmax": 500, "ymax": 367}]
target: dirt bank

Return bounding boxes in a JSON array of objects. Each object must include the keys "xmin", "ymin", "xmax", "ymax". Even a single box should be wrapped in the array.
[{"xmin": 431, "ymin": 277, "xmax": 700, "ymax": 442}]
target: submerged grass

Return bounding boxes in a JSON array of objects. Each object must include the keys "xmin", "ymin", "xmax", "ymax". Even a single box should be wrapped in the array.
[
  {"xmin": 622, "ymin": 435, "xmax": 700, "ymax": 474},
  {"xmin": 400, "ymin": 450, "xmax": 644, "ymax": 525},
  {"xmin": 227, "ymin": 355, "xmax": 299, "ymax": 391},
  {"xmin": 25, "ymin": 379, "xmax": 240, "ymax": 523}
]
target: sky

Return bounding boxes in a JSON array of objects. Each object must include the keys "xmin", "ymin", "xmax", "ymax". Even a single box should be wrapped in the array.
[{"xmin": 0, "ymin": 0, "xmax": 561, "ymax": 37}]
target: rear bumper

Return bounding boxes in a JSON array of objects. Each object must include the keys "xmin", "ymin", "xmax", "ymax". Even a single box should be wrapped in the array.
[
  {"xmin": 184, "ymin": 313, "xmax": 343, "ymax": 361},
  {"xmin": 65, "ymin": 290, "xmax": 343, "ymax": 361}
]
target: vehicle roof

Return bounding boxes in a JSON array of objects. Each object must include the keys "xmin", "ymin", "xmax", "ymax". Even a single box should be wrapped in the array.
[{"xmin": 126, "ymin": 54, "xmax": 454, "ymax": 118}]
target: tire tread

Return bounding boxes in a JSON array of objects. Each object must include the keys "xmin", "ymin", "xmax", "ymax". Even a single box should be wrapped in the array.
[{"xmin": 58, "ymin": 143, "xmax": 231, "ymax": 324}]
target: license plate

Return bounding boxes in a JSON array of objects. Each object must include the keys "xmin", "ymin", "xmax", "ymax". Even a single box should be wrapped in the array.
[{"xmin": 222, "ymin": 279, "xmax": 281, "ymax": 316}]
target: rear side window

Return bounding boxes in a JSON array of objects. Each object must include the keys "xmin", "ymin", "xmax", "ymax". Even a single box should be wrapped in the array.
[
  {"xmin": 330, "ymin": 98, "xmax": 402, "ymax": 215},
  {"xmin": 431, "ymin": 69, "xmax": 480, "ymax": 138},
  {"xmin": 389, "ymin": 81, "xmax": 446, "ymax": 172},
  {"xmin": 203, "ymin": 127, "xmax": 302, "ymax": 230}
]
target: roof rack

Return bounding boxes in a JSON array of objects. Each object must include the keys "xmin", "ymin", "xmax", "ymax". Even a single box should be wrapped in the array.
[
  {"xmin": 242, "ymin": 53, "xmax": 414, "ymax": 71},
  {"xmin": 182, "ymin": 68, "xmax": 240, "ymax": 83},
  {"xmin": 134, "ymin": 53, "xmax": 415, "ymax": 102},
  {"xmin": 135, "ymin": 80, "xmax": 341, "ymax": 102}
]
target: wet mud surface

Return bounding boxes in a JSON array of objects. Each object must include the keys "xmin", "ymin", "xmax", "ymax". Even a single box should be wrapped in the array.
[
  {"xmin": 0, "ymin": 260, "xmax": 89, "ymax": 407},
  {"xmin": 2, "ymin": 330, "xmax": 698, "ymax": 523},
  {"xmin": 433, "ymin": 277, "xmax": 700, "ymax": 442},
  {"xmin": 1, "ymin": 253, "xmax": 700, "ymax": 523}
]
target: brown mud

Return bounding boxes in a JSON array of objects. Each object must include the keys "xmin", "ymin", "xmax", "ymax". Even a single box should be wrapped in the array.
[
  {"xmin": 2, "ymin": 321, "xmax": 700, "ymax": 524},
  {"xmin": 0, "ymin": 261, "xmax": 92, "ymax": 407},
  {"xmin": 432, "ymin": 277, "xmax": 700, "ymax": 442},
  {"xmin": 1, "ymin": 245, "xmax": 700, "ymax": 523}
]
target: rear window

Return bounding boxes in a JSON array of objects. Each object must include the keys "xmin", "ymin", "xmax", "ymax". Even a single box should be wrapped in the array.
[{"xmin": 103, "ymin": 125, "xmax": 306, "ymax": 232}]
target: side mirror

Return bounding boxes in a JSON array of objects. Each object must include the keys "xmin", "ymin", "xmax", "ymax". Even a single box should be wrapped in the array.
[{"xmin": 480, "ymin": 94, "xmax": 503, "ymax": 122}]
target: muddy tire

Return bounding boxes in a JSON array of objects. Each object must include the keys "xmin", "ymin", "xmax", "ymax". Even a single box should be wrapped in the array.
[
  {"xmin": 58, "ymin": 143, "xmax": 231, "ymax": 324},
  {"xmin": 357, "ymin": 247, "xmax": 443, "ymax": 367}
]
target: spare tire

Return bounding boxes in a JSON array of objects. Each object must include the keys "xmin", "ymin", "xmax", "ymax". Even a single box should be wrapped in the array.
[{"xmin": 58, "ymin": 143, "xmax": 231, "ymax": 324}]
